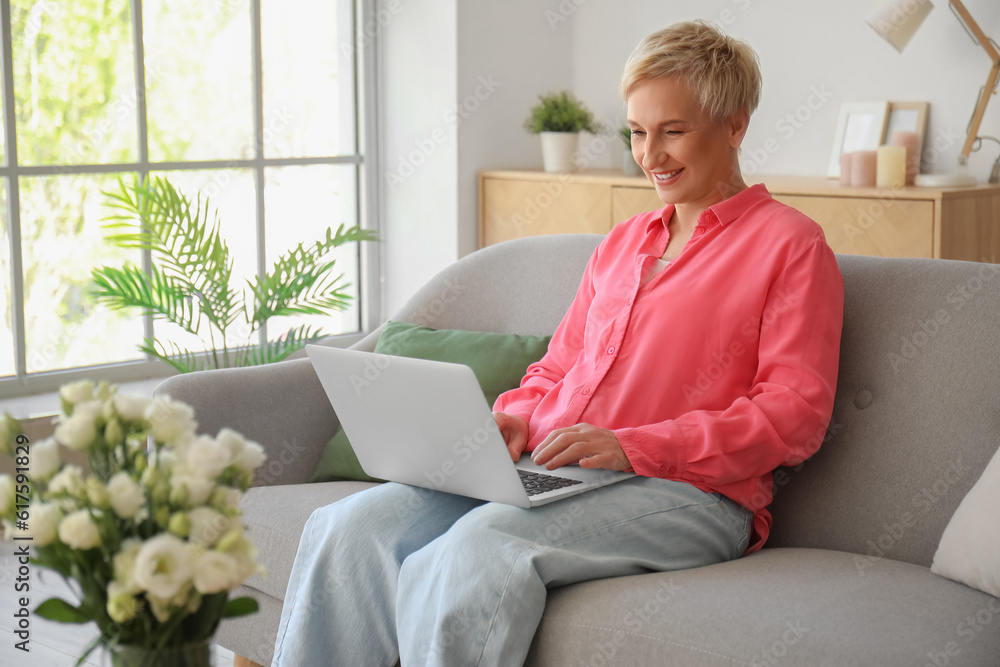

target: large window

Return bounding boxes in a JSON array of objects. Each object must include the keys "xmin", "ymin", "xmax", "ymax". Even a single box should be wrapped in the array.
[{"xmin": 0, "ymin": 0, "xmax": 377, "ymax": 398}]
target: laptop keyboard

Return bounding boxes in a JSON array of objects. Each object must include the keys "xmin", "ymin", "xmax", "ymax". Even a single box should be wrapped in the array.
[{"xmin": 518, "ymin": 469, "xmax": 584, "ymax": 496}]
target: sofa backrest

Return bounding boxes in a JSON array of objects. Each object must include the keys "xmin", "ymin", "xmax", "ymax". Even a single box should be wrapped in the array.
[
  {"xmin": 766, "ymin": 254, "xmax": 1000, "ymax": 567},
  {"xmin": 403, "ymin": 235, "xmax": 1000, "ymax": 568}
]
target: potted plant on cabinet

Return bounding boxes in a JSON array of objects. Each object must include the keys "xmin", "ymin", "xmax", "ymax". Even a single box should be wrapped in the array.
[{"xmin": 523, "ymin": 91, "xmax": 601, "ymax": 172}]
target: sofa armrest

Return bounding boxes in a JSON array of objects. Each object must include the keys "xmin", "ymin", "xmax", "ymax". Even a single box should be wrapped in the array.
[{"xmin": 153, "ymin": 358, "xmax": 338, "ymax": 488}]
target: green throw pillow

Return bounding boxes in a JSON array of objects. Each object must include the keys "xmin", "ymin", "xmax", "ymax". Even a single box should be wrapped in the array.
[{"xmin": 309, "ymin": 321, "xmax": 551, "ymax": 483}]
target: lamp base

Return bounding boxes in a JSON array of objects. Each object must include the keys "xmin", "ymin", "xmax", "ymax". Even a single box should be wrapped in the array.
[{"xmin": 914, "ymin": 173, "xmax": 978, "ymax": 188}]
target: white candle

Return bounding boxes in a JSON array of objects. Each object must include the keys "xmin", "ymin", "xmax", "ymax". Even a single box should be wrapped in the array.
[
  {"xmin": 891, "ymin": 131, "xmax": 920, "ymax": 186},
  {"xmin": 877, "ymin": 145, "xmax": 907, "ymax": 190}
]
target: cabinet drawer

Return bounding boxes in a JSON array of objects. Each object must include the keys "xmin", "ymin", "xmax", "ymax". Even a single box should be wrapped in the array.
[
  {"xmin": 612, "ymin": 186, "xmax": 664, "ymax": 225},
  {"xmin": 481, "ymin": 178, "xmax": 612, "ymax": 246},
  {"xmin": 775, "ymin": 194, "xmax": 934, "ymax": 258}
]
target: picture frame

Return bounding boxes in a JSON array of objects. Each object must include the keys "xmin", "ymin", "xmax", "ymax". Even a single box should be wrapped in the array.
[
  {"xmin": 827, "ymin": 101, "xmax": 890, "ymax": 179},
  {"xmin": 884, "ymin": 100, "xmax": 929, "ymax": 159}
]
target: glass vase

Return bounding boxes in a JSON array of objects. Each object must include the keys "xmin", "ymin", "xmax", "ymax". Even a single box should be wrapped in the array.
[{"xmin": 113, "ymin": 638, "xmax": 214, "ymax": 667}]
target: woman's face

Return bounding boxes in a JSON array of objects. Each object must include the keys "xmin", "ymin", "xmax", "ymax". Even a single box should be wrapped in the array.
[{"xmin": 627, "ymin": 76, "xmax": 748, "ymax": 210}]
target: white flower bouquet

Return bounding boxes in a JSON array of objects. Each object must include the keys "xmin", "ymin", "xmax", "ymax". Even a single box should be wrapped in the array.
[{"xmin": 0, "ymin": 380, "xmax": 265, "ymax": 662}]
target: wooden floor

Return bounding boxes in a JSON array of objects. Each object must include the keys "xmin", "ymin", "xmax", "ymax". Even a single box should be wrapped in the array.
[{"xmin": 0, "ymin": 541, "xmax": 236, "ymax": 666}]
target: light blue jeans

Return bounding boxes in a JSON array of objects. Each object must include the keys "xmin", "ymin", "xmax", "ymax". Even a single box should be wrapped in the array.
[{"xmin": 272, "ymin": 478, "xmax": 752, "ymax": 667}]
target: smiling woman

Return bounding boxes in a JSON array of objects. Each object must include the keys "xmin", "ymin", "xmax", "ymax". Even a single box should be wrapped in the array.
[{"xmin": 272, "ymin": 19, "xmax": 845, "ymax": 667}]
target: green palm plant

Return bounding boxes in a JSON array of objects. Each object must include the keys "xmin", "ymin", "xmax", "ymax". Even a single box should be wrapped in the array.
[{"xmin": 91, "ymin": 175, "xmax": 378, "ymax": 372}]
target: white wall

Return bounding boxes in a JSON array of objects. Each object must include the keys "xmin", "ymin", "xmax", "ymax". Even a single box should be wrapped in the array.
[{"xmin": 379, "ymin": 0, "xmax": 1000, "ymax": 317}]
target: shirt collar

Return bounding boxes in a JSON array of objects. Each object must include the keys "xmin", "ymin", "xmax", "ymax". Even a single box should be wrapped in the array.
[{"xmin": 646, "ymin": 182, "xmax": 772, "ymax": 234}]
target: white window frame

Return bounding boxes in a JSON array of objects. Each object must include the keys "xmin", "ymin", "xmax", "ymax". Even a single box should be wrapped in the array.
[{"xmin": 0, "ymin": 0, "xmax": 381, "ymax": 399}]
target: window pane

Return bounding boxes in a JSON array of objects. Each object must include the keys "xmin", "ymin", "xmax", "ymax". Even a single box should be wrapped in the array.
[
  {"xmin": 144, "ymin": 0, "xmax": 253, "ymax": 162},
  {"xmin": 21, "ymin": 173, "xmax": 144, "ymax": 373},
  {"xmin": 146, "ymin": 170, "xmax": 257, "ymax": 366},
  {"xmin": 264, "ymin": 165, "xmax": 361, "ymax": 338},
  {"xmin": 12, "ymin": 0, "xmax": 136, "ymax": 166},
  {"xmin": 0, "ymin": 181, "xmax": 12, "ymax": 377},
  {"xmin": 261, "ymin": 0, "xmax": 354, "ymax": 157}
]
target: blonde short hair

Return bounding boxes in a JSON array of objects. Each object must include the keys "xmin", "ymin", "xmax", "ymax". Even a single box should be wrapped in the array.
[{"xmin": 620, "ymin": 20, "xmax": 762, "ymax": 123}]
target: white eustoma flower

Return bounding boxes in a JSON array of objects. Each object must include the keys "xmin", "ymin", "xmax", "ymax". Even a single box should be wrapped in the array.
[
  {"xmin": 113, "ymin": 539, "xmax": 143, "ymax": 594},
  {"xmin": 216, "ymin": 428, "xmax": 246, "ymax": 458},
  {"xmin": 54, "ymin": 412, "xmax": 99, "ymax": 451},
  {"xmin": 57, "ymin": 510, "xmax": 102, "ymax": 550},
  {"xmin": 133, "ymin": 534, "xmax": 193, "ymax": 600},
  {"xmin": 193, "ymin": 550, "xmax": 240, "ymax": 594},
  {"xmin": 169, "ymin": 472, "xmax": 214, "ymax": 508},
  {"xmin": 47, "ymin": 465, "xmax": 86, "ymax": 498},
  {"xmin": 182, "ymin": 435, "xmax": 232, "ymax": 479},
  {"xmin": 187, "ymin": 506, "xmax": 231, "ymax": 547},
  {"xmin": 59, "ymin": 380, "xmax": 95, "ymax": 407},
  {"xmin": 233, "ymin": 440, "xmax": 266, "ymax": 473},
  {"xmin": 217, "ymin": 526, "xmax": 260, "ymax": 581},
  {"xmin": 145, "ymin": 396, "xmax": 198, "ymax": 444},
  {"xmin": 211, "ymin": 486, "xmax": 243, "ymax": 515},
  {"xmin": 28, "ymin": 503, "xmax": 62, "ymax": 546},
  {"xmin": 112, "ymin": 393, "xmax": 151, "ymax": 423},
  {"xmin": 0, "ymin": 475, "xmax": 14, "ymax": 516},
  {"xmin": 107, "ymin": 472, "xmax": 145, "ymax": 519},
  {"xmin": 28, "ymin": 437, "xmax": 61, "ymax": 482},
  {"xmin": 106, "ymin": 580, "xmax": 139, "ymax": 623}
]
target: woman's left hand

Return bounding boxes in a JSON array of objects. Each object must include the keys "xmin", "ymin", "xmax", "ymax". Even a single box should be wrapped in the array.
[{"xmin": 531, "ymin": 423, "xmax": 632, "ymax": 472}]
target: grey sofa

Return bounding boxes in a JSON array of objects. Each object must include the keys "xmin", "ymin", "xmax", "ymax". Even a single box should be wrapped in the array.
[{"xmin": 155, "ymin": 234, "xmax": 1000, "ymax": 666}]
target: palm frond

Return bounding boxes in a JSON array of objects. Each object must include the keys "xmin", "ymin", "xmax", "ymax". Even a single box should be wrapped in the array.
[
  {"xmin": 248, "ymin": 224, "xmax": 377, "ymax": 326},
  {"xmin": 140, "ymin": 338, "xmax": 206, "ymax": 374},
  {"xmin": 239, "ymin": 324, "xmax": 325, "ymax": 367},
  {"xmin": 91, "ymin": 265, "xmax": 200, "ymax": 335},
  {"xmin": 100, "ymin": 175, "xmax": 238, "ymax": 329}
]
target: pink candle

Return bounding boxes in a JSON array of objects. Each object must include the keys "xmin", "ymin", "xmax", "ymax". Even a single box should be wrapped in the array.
[
  {"xmin": 891, "ymin": 131, "xmax": 920, "ymax": 186},
  {"xmin": 850, "ymin": 150, "xmax": 878, "ymax": 187},
  {"xmin": 840, "ymin": 152, "xmax": 853, "ymax": 185}
]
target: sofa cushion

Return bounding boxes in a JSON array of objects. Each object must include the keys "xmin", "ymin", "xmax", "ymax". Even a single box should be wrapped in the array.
[
  {"xmin": 240, "ymin": 481, "xmax": 380, "ymax": 600},
  {"xmin": 932, "ymin": 442, "xmax": 1000, "ymax": 597},
  {"xmin": 309, "ymin": 321, "xmax": 550, "ymax": 482},
  {"xmin": 527, "ymin": 547, "xmax": 1000, "ymax": 666}
]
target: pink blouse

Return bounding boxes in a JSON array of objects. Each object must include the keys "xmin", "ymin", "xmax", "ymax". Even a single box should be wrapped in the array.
[{"xmin": 494, "ymin": 184, "xmax": 844, "ymax": 552}]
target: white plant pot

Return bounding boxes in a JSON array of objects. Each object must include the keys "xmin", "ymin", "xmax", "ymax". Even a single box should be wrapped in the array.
[{"xmin": 540, "ymin": 132, "xmax": 580, "ymax": 172}]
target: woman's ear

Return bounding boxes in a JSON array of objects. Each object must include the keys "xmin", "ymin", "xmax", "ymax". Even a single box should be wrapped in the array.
[{"xmin": 726, "ymin": 110, "xmax": 751, "ymax": 149}]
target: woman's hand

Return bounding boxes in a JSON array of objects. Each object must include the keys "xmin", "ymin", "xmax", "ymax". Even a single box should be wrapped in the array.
[
  {"xmin": 494, "ymin": 412, "xmax": 529, "ymax": 462},
  {"xmin": 531, "ymin": 423, "xmax": 632, "ymax": 471}
]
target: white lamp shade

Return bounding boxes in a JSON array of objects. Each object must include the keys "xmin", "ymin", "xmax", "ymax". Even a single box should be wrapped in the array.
[{"xmin": 866, "ymin": 0, "xmax": 934, "ymax": 51}]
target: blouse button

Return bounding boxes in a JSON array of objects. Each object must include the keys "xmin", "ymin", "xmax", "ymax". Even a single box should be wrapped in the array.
[
  {"xmin": 607, "ymin": 347, "xmax": 615, "ymax": 355},
  {"xmin": 668, "ymin": 466, "xmax": 677, "ymax": 475},
  {"xmin": 582, "ymin": 387, "xmax": 591, "ymax": 396}
]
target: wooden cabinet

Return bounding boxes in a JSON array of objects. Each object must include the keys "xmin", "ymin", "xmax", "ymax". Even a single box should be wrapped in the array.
[{"xmin": 479, "ymin": 169, "xmax": 1000, "ymax": 262}]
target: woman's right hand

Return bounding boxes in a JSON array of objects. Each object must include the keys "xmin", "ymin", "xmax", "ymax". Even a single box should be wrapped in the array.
[{"xmin": 493, "ymin": 412, "xmax": 529, "ymax": 461}]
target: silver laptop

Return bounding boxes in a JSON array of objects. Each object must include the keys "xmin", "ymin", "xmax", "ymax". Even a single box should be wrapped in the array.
[{"xmin": 306, "ymin": 345, "xmax": 634, "ymax": 508}]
